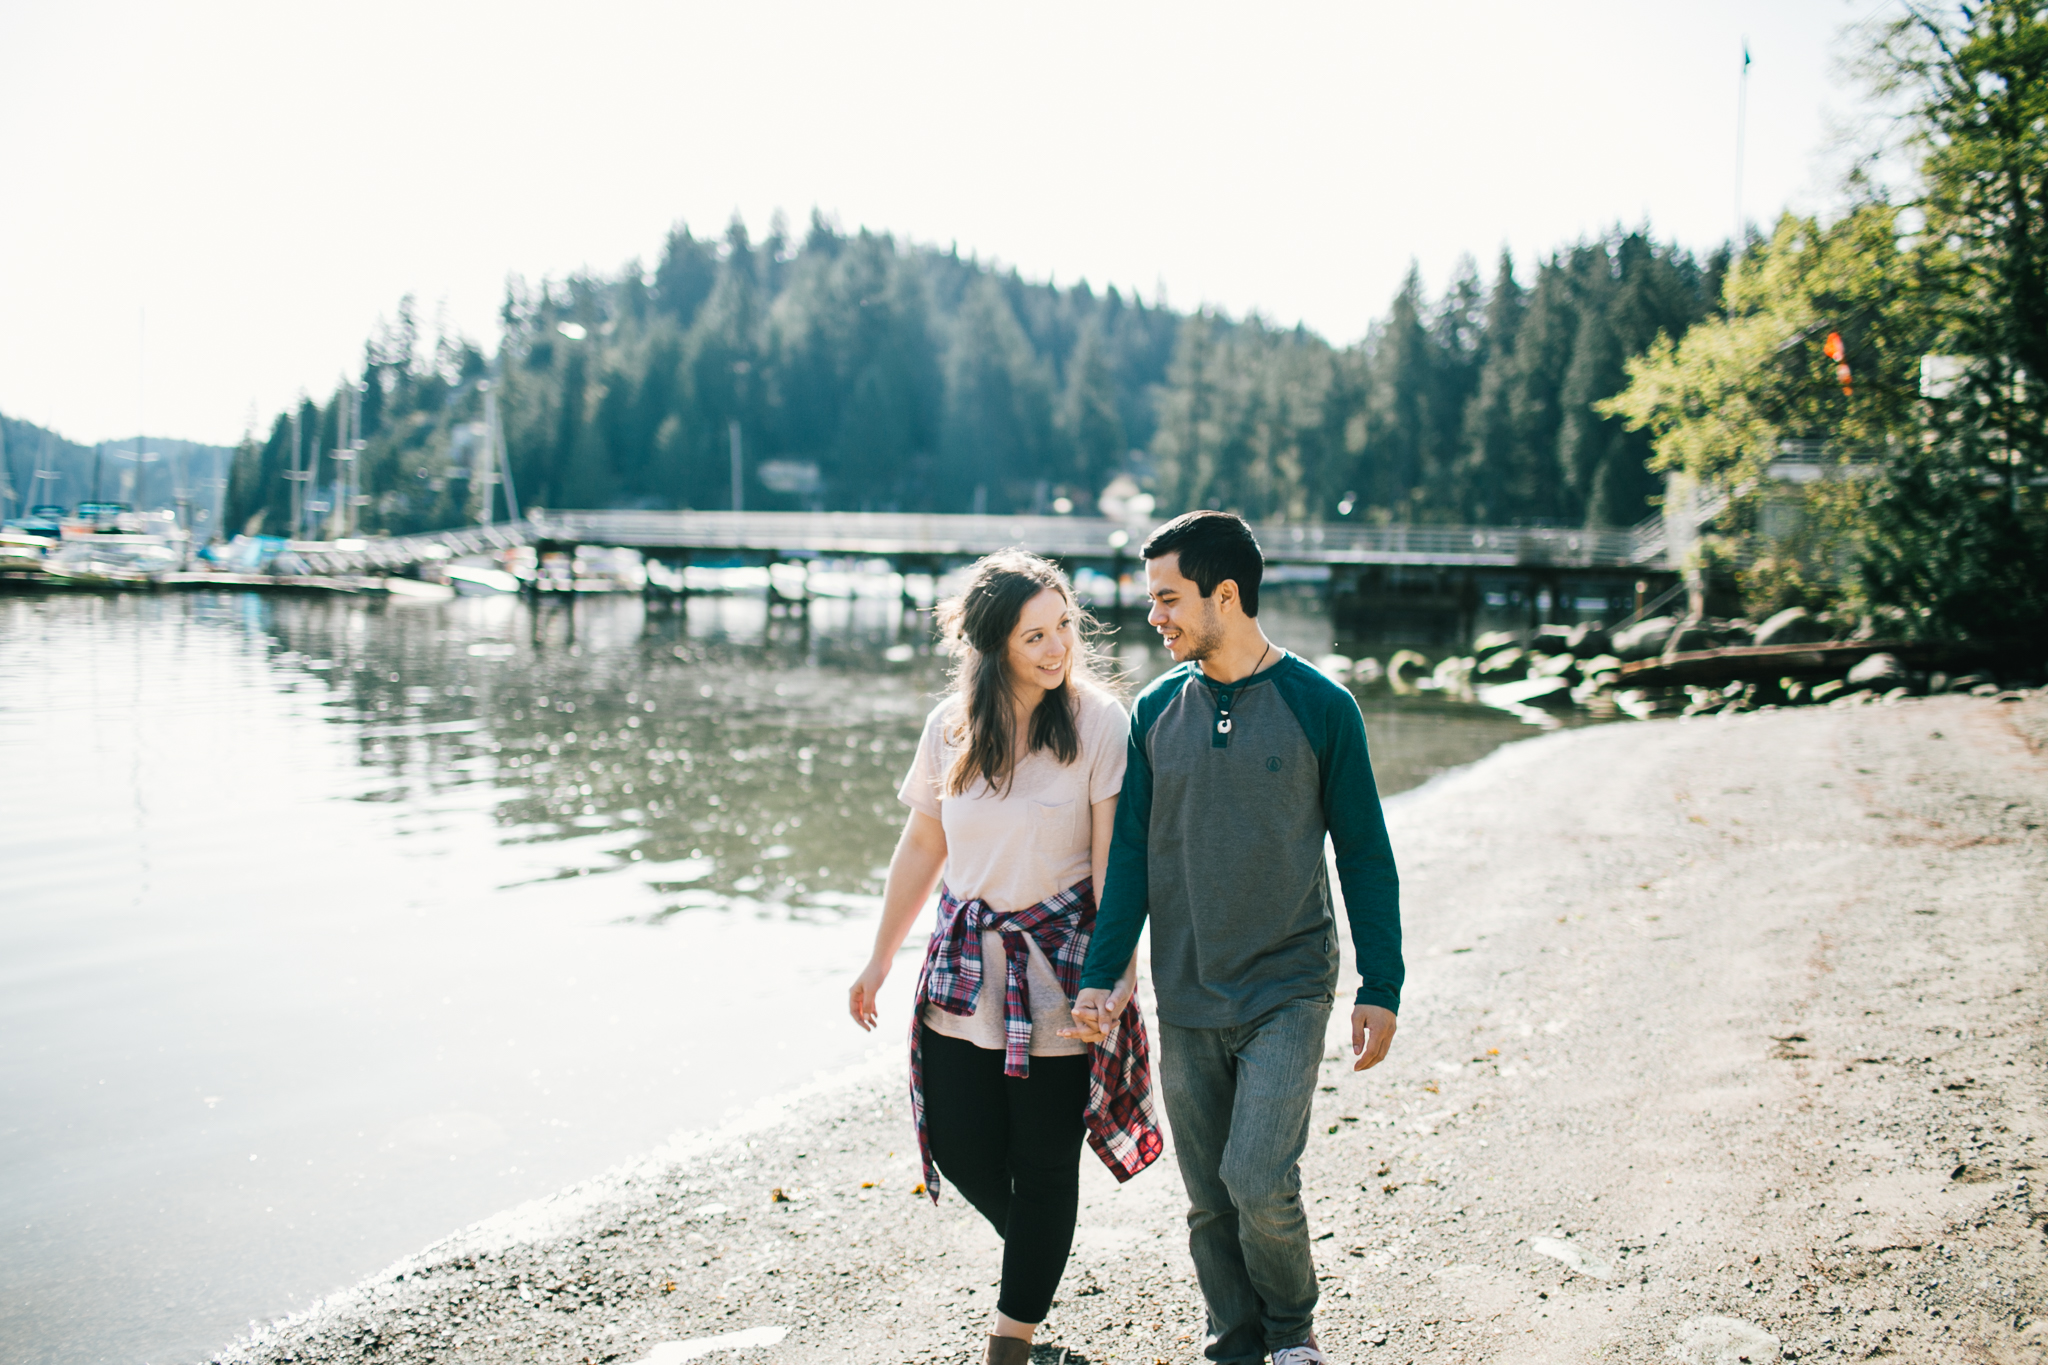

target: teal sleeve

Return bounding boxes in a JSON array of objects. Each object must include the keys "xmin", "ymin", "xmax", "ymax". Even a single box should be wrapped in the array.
[
  {"xmin": 1078, "ymin": 679, "xmax": 1171, "ymax": 992},
  {"xmin": 1279, "ymin": 663, "xmax": 1404, "ymax": 1012}
]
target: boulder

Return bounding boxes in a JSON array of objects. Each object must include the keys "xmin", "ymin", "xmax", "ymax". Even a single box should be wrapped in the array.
[
  {"xmin": 1664, "ymin": 623, "xmax": 1715, "ymax": 656},
  {"xmin": 1471, "ymin": 630, "xmax": 1519, "ymax": 662},
  {"xmin": 1846, "ymin": 651, "xmax": 1907, "ymax": 689},
  {"xmin": 1529, "ymin": 623, "xmax": 1572, "ymax": 654},
  {"xmin": 1475, "ymin": 647, "xmax": 1528, "ymax": 681},
  {"xmin": 1569, "ymin": 676, "xmax": 1613, "ymax": 706},
  {"xmin": 1431, "ymin": 656, "xmax": 1475, "ymax": 699},
  {"xmin": 1565, "ymin": 622, "xmax": 1613, "ymax": 658},
  {"xmin": 1682, "ymin": 687, "xmax": 1727, "ymax": 717},
  {"xmin": 1612, "ymin": 616, "xmax": 1677, "ymax": 661},
  {"xmin": 1386, "ymin": 649, "xmax": 1431, "ymax": 695},
  {"xmin": 1753, "ymin": 606, "xmax": 1832, "ymax": 648},
  {"xmin": 1480, "ymin": 675, "xmax": 1574, "ymax": 710},
  {"xmin": 1531, "ymin": 651, "xmax": 1578, "ymax": 679}
]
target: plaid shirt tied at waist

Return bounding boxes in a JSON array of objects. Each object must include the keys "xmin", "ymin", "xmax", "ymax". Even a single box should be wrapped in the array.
[{"xmin": 909, "ymin": 877, "xmax": 1163, "ymax": 1203}]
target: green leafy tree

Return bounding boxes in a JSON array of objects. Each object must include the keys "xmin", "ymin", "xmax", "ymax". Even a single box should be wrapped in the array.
[
  {"xmin": 1607, "ymin": 2, "xmax": 2048, "ymax": 642},
  {"xmin": 1857, "ymin": 0, "xmax": 2048, "ymax": 639}
]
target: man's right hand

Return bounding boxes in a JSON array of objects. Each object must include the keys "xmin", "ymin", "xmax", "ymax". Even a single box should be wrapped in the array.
[
  {"xmin": 1062, "ymin": 987, "xmax": 1115, "ymax": 1044},
  {"xmin": 1351, "ymin": 1004, "xmax": 1398, "ymax": 1070}
]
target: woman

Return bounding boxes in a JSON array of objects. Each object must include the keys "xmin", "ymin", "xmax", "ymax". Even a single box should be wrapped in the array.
[{"xmin": 849, "ymin": 551, "xmax": 1162, "ymax": 1365}]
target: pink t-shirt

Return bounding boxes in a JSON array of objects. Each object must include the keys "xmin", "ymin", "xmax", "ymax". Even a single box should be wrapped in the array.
[{"xmin": 898, "ymin": 683, "xmax": 1129, "ymax": 1055}]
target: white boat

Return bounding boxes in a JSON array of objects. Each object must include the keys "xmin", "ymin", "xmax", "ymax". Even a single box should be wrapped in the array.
[
  {"xmin": 445, "ymin": 564, "xmax": 521, "ymax": 595},
  {"xmin": 0, "ymin": 531, "xmax": 48, "ymax": 573},
  {"xmin": 379, "ymin": 576, "xmax": 456, "ymax": 603}
]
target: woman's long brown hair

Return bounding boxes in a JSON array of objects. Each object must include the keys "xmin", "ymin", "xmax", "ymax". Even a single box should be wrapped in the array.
[{"xmin": 935, "ymin": 551, "xmax": 1111, "ymax": 798}]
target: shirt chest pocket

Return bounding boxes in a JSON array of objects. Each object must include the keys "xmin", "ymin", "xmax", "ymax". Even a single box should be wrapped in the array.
[
  {"xmin": 1031, "ymin": 796, "xmax": 1079, "ymax": 870},
  {"xmin": 1033, "ymin": 795, "xmax": 1076, "ymax": 827}
]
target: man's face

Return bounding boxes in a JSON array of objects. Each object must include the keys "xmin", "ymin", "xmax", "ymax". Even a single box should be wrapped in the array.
[{"xmin": 1145, "ymin": 553, "xmax": 1226, "ymax": 663}]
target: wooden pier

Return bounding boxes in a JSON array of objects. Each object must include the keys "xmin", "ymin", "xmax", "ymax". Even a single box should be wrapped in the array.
[{"xmin": 289, "ymin": 509, "xmax": 1664, "ymax": 574}]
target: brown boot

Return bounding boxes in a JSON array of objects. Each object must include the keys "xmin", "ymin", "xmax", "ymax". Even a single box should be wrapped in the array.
[{"xmin": 983, "ymin": 1333, "xmax": 1032, "ymax": 1365}]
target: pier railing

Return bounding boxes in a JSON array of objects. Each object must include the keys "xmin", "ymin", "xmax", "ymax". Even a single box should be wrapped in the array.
[
  {"xmin": 528, "ymin": 510, "xmax": 1649, "ymax": 568},
  {"xmin": 289, "ymin": 522, "xmax": 531, "ymax": 574},
  {"xmin": 287, "ymin": 510, "xmax": 1660, "ymax": 574}
]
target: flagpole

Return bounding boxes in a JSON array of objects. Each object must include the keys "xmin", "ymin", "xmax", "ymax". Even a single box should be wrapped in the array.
[{"xmin": 1734, "ymin": 38, "xmax": 1751, "ymax": 254}]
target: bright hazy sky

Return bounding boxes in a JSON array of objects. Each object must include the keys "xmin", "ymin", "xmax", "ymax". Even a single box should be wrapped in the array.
[{"xmin": 2, "ymin": 0, "xmax": 1887, "ymax": 447}]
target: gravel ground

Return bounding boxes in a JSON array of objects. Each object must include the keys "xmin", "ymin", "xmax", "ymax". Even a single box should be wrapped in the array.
[{"xmin": 214, "ymin": 693, "xmax": 2048, "ymax": 1365}]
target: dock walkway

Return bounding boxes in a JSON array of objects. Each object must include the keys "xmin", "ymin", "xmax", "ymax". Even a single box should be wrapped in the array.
[{"xmin": 290, "ymin": 510, "xmax": 1665, "ymax": 574}]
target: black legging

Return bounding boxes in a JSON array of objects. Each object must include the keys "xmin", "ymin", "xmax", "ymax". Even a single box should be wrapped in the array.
[{"xmin": 919, "ymin": 1024, "xmax": 1091, "ymax": 1324}]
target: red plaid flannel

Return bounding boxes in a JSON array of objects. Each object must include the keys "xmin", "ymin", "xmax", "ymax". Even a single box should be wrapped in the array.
[{"xmin": 909, "ymin": 878, "xmax": 1163, "ymax": 1202}]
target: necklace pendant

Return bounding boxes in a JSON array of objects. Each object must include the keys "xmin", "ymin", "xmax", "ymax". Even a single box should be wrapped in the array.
[{"xmin": 1216, "ymin": 717, "xmax": 1232, "ymax": 734}]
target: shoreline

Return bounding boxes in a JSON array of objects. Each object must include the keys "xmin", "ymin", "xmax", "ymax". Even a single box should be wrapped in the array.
[{"xmin": 213, "ymin": 693, "xmax": 2047, "ymax": 1365}]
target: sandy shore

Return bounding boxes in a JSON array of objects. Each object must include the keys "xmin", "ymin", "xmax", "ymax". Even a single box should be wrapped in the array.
[{"xmin": 214, "ymin": 693, "xmax": 2048, "ymax": 1365}]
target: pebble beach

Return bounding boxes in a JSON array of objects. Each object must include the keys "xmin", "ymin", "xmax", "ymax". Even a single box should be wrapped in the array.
[{"xmin": 213, "ymin": 692, "xmax": 2048, "ymax": 1365}]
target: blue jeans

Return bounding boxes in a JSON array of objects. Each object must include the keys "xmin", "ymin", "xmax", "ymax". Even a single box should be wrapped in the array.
[{"xmin": 1157, "ymin": 996, "xmax": 1330, "ymax": 1364}]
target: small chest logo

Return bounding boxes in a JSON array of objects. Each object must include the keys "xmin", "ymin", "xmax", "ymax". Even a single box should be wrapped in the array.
[{"xmin": 1266, "ymin": 756, "xmax": 1283, "ymax": 772}]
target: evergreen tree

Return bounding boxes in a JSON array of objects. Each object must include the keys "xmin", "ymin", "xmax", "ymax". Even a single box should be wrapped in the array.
[
  {"xmin": 1458, "ymin": 251, "xmax": 1526, "ymax": 523},
  {"xmin": 653, "ymin": 226, "xmax": 718, "ymax": 328},
  {"xmin": 1151, "ymin": 314, "xmax": 1221, "ymax": 513},
  {"xmin": 1059, "ymin": 318, "xmax": 1126, "ymax": 497},
  {"xmin": 940, "ymin": 275, "xmax": 1056, "ymax": 512},
  {"xmin": 1424, "ymin": 257, "xmax": 1485, "ymax": 514},
  {"xmin": 1555, "ymin": 241, "xmax": 1623, "ymax": 524},
  {"xmin": 1363, "ymin": 267, "xmax": 1435, "ymax": 516}
]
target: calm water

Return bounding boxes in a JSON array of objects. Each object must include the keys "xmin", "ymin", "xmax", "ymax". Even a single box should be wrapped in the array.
[{"xmin": 0, "ymin": 586, "xmax": 1543, "ymax": 1364}]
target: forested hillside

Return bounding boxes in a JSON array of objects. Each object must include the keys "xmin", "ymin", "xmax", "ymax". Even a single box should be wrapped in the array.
[
  {"xmin": 1, "ymin": 414, "xmax": 233, "ymax": 532},
  {"xmin": 224, "ymin": 213, "xmax": 1724, "ymax": 538}
]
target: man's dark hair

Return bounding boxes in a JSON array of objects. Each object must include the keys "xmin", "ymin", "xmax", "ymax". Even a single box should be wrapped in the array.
[{"xmin": 1142, "ymin": 510, "xmax": 1264, "ymax": 617}]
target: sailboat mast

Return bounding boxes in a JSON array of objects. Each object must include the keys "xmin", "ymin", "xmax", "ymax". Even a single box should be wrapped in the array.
[
  {"xmin": 289, "ymin": 405, "xmax": 303, "ymax": 537},
  {"xmin": 326, "ymin": 378, "xmax": 349, "ymax": 540}
]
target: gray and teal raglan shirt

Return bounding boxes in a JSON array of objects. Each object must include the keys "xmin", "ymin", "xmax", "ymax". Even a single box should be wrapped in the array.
[{"xmin": 1078, "ymin": 650, "xmax": 1402, "ymax": 1027}]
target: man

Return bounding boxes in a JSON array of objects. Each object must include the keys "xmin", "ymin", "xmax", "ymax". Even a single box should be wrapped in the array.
[{"xmin": 1070, "ymin": 510, "xmax": 1401, "ymax": 1365}]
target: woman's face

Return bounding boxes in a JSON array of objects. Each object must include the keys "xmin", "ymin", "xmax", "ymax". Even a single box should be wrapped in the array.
[{"xmin": 1005, "ymin": 586, "xmax": 1075, "ymax": 700}]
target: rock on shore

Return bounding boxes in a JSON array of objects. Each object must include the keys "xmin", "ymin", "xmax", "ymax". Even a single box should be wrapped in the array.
[{"xmin": 215, "ymin": 695, "xmax": 2048, "ymax": 1365}]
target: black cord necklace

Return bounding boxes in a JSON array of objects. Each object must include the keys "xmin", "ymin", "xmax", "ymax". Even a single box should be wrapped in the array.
[{"xmin": 1214, "ymin": 642, "xmax": 1273, "ymax": 736}]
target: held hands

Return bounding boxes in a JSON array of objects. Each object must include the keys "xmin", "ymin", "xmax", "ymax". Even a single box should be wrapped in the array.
[
  {"xmin": 848, "ymin": 960, "xmax": 888, "ymax": 1032},
  {"xmin": 1351, "ymin": 1004, "xmax": 1397, "ymax": 1071},
  {"xmin": 1060, "ymin": 962, "xmax": 1137, "ymax": 1045}
]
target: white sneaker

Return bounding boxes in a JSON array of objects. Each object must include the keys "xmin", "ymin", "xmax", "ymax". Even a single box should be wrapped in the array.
[{"xmin": 1272, "ymin": 1342, "xmax": 1333, "ymax": 1365}]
